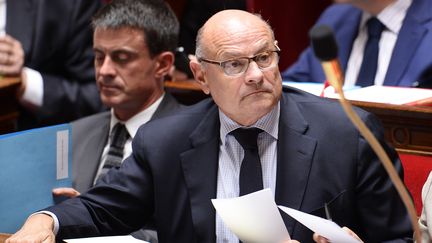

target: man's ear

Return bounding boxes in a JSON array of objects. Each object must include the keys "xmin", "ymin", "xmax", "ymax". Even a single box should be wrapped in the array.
[
  {"xmin": 154, "ymin": 51, "xmax": 175, "ymax": 79},
  {"xmin": 190, "ymin": 59, "xmax": 210, "ymax": 95}
]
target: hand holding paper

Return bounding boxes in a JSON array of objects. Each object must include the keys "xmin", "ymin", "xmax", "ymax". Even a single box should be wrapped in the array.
[
  {"xmin": 212, "ymin": 189, "xmax": 360, "ymax": 243},
  {"xmin": 278, "ymin": 206, "xmax": 361, "ymax": 243}
]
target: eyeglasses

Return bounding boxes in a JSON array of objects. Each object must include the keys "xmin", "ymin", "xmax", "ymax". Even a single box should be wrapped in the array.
[{"xmin": 198, "ymin": 48, "xmax": 281, "ymax": 76}]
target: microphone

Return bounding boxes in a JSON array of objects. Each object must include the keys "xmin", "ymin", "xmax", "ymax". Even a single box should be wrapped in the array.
[
  {"xmin": 310, "ymin": 24, "xmax": 422, "ymax": 243},
  {"xmin": 309, "ymin": 25, "xmax": 344, "ymax": 92}
]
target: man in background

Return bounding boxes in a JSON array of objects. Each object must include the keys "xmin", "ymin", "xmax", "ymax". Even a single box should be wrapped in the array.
[
  {"xmin": 283, "ymin": 0, "xmax": 432, "ymax": 88},
  {"xmin": 0, "ymin": 0, "xmax": 104, "ymax": 130}
]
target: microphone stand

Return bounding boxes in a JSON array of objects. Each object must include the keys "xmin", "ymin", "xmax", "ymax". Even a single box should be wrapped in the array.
[{"xmin": 322, "ymin": 58, "xmax": 421, "ymax": 243}]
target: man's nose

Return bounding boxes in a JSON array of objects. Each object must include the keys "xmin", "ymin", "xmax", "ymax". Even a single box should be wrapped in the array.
[
  {"xmin": 244, "ymin": 61, "xmax": 264, "ymax": 84},
  {"xmin": 98, "ymin": 57, "xmax": 116, "ymax": 76}
]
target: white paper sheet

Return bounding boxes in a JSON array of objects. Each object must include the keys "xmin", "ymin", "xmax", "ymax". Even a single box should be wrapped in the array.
[
  {"xmin": 211, "ymin": 189, "xmax": 290, "ymax": 243},
  {"xmin": 64, "ymin": 235, "xmax": 148, "ymax": 243},
  {"xmin": 325, "ymin": 85, "xmax": 432, "ymax": 105},
  {"xmin": 278, "ymin": 206, "xmax": 360, "ymax": 243}
]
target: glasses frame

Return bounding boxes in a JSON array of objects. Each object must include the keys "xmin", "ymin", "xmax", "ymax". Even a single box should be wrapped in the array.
[{"xmin": 198, "ymin": 46, "xmax": 281, "ymax": 76}]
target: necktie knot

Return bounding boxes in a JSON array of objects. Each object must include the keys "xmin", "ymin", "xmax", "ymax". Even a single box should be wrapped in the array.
[
  {"xmin": 366, "ymin": 17, "xmax": 384, "ymax": 38},
  {"xmin": 230, "ymin": 128, "xmax": 262, "ymax": 150},
  {"xmin": 110, "ymin": 123, "xmax": 130, "ymax": 149}
]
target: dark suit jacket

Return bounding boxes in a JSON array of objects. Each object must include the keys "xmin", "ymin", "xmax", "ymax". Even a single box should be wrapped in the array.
[
  {"xmin": 48, "ymin": 88, "xmax": 412, "ymax": 243},
  {"xmin": 282, "ymin": 0, "xmax": 432, "ymax": 88},
  {"xmin": 6, "ymin": 0, "xmax": 105, "ymax": 130},
  {"xmin": 71, "ymin": 93, "xmax": 182, "ymax": 193}
]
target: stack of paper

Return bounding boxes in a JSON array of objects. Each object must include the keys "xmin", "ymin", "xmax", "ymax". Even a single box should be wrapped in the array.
[{"xmin": 283, "ymin": 81, "xmax": 432, "ymax": 106}]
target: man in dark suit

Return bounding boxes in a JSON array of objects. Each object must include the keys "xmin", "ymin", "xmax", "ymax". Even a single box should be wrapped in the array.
[
  {"xmin": 7, "ymin": 8, "xmax": 412, "ymax": 243},
  {"xmin": 282, "ymin": 0, "xmax": 432, "ymax": 88},
  {"xmin": 0, "ymin": 0, "xmax": 104, "ymax": 130},
  {"xmin": 52, "ymin": 0, "xmax": 181, "ymax": 196},
  {"xmin": 50, "ymin": 0, "xmax": 181, "ymax": 241}
]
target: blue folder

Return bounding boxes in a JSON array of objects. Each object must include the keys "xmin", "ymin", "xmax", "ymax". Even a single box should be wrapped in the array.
[{"xmin": 0, "ymin": 124, "xmax": 72, "ymax": 233}]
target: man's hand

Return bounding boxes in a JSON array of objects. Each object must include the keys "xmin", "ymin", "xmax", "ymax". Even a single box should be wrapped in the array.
[
  {"xmin": 6, "ymin": 214, "xmax": 55, "ymax": 243},
  {"xmin": 0, "ymin": 34, "xmax": 24, "ymax": 76},
  {"xmin": 52, "ymin": 187, "xmax": 81, "ymax": 198},
  {"xmin": 0, "ymin": 34, "xmax": 26, "ymax": 98},
  {"xmin": 312, "ymin": 226, "xmax": 363, "ymax": 243}
]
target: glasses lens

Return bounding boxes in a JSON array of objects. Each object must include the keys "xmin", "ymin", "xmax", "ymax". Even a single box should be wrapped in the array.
[
  {"xmin": 222, "ymin": 58, "xmax": 248, "ymax": 75},
  {"xmin": 255, "ymin": 52, "xmax": 278, "ymax": 68}
]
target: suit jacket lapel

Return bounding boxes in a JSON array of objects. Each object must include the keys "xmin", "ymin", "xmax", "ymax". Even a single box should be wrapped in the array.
[
  {"xmin": 275, "ymin": 93, "xmax": 317, "ymax": 233},
  {"xmin": 73, "ymin": 114, "xmax": 110, "ymax": 192},
  {"xmin": 338, "ymin": 9, "xmax": 362, "ymax": 71},
  {"xmin": 6, "ymin": 0, "xmax": 35, "ymax": 56},
  {"xmin": 384, "ymin": 0, "xmax": 430, "ymax": 86},
  {"xmin": 180, "ymin": 103, "xmax": 219, "ymax": 242}
]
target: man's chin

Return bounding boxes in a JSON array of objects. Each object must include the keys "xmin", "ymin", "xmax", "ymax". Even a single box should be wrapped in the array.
[{"xmin": 100, "ymin": 96, "xmax": 122, "ymax": 108}]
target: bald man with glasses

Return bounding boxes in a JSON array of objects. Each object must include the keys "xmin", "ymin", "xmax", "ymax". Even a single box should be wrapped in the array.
[{"xmin": 8, "ymin": 9, "xmax": 411, "ymax": 243}]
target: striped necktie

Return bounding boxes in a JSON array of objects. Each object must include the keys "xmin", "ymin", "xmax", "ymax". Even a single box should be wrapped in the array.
[{"xmin": 96, "ymin": 123, "xmax": 129, "ymax": 183}]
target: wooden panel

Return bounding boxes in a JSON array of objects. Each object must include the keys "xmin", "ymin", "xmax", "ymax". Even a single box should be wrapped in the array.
[
  {"xmin": 0, "ymin": 77, "xmax": 21, "ymax": 134},
  {"xmin": 351, "ymin": 101, "xmax": 432, "ymax": 156}
]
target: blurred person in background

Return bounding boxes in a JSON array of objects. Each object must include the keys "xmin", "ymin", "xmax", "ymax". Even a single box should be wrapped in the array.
[{"xmin": 0, "ymin": 0, "xmax": 105, "ymax": 130}]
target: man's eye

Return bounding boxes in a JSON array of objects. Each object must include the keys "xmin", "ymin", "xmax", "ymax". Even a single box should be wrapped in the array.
[
  {"xmin": 225, "ymin": 60, "xmax": 243, "ymax": 68},
  {"xmin": 112, "ymin": 53, "xmax": 131, "ymax": 63},
  {"xmin": 94, "ymin": 54, "xmax": 105, "ymax": 64},
  {"xmin": 256, "ymin": 53, "xmax": 270, "ymax": 63}
]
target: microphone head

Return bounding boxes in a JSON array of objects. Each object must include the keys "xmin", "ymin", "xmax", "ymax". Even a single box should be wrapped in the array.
[{"xmin": 309, "ymin": 25, "xmax": 338, "ymax": 61}]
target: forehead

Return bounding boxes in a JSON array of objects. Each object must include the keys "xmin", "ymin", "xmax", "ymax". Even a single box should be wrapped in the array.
[
  {"xmin": 203, "ymin": 15, "xmax": 274, "ymax": 59},
  {"xmin": 93, "ymin": 27, "xmax": 147, "ymax": 51}
]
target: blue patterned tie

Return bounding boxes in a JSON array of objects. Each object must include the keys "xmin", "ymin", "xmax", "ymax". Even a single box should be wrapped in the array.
[
  {"xmin": 231, "ymin": 128, "xmax": 264, "ymax": 196},
  {"xmin": 356, "ymin": 17, "xmax": 385, "ymax": 87}
]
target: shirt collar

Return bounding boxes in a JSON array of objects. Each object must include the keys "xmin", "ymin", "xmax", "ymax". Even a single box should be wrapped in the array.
[
  {"xmin": 360, "ymin": 0, "xmax": 412, "ymax": 35},
  {"xmin": 109, "ymin": 93, "xmax": 165, "ymax": 138},
  {"xmin": 219, "ymin": 101, "xmax": 280, "ymax": 145}
]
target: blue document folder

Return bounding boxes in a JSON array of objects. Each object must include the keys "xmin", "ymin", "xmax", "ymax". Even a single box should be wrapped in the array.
[{"xmin": 0, "ymin": 124, "xmax": 72, "ymax": 233}]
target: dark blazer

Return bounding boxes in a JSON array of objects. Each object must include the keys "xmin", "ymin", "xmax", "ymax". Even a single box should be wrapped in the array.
[
  {"xmin": 71, "ymin": 93, "xmax": 182, "ymax": 193},
  {"xmin": 282, "ymin": 0, "xmax": 432, "ymax": 88},
  {"xmin": 49, "ymin": 88, "xmax": 412, "ymax": 243},
  {"xmin": 6, "ymin": 0, "xmax": 105, "ymax": 130}
]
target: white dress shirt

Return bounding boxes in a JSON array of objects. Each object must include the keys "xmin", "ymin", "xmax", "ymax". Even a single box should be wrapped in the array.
[
  {"xmin": 93, "ymin": 93, "xmax": 164, "ymax": 184},
  {"xmin": 0, "ymin": 0, "xmax": 5, "ymax": 36},
  {"xmin": 216, "ymin": 102, "xmax": 280, "ymax": 243},
  {"xmin": 344, "ymin": 0, "xmax": 412, "ymax": 87}
]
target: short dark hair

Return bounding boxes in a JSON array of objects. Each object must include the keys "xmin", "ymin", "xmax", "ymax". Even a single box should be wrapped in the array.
[{"xmin": 92, "ymin": 0, "xmax": 179, "ymax": 57}]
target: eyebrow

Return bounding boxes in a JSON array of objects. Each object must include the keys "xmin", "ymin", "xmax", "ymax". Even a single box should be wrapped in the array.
[{"xmin": 219, "ymin": 43, "xmax": 273, "ymax": 60}]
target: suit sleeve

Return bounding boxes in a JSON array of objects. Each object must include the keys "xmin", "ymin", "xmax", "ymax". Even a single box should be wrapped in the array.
[
  {"xmin": 47, "ymin": 149, "xmax": 155, "ymax": 239},
  {"xmin": 354, "ymin": 112, "xmax": 413, "ymax": 242}
]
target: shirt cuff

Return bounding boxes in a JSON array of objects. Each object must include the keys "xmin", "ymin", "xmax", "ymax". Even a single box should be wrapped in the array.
[
  {"xmin": 21, "ymin": 67, "xmax": 44, "ymax": 107},
  {"xmin": 30, "ymin": 211, "xmax": 60, "ymax": 235}
]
